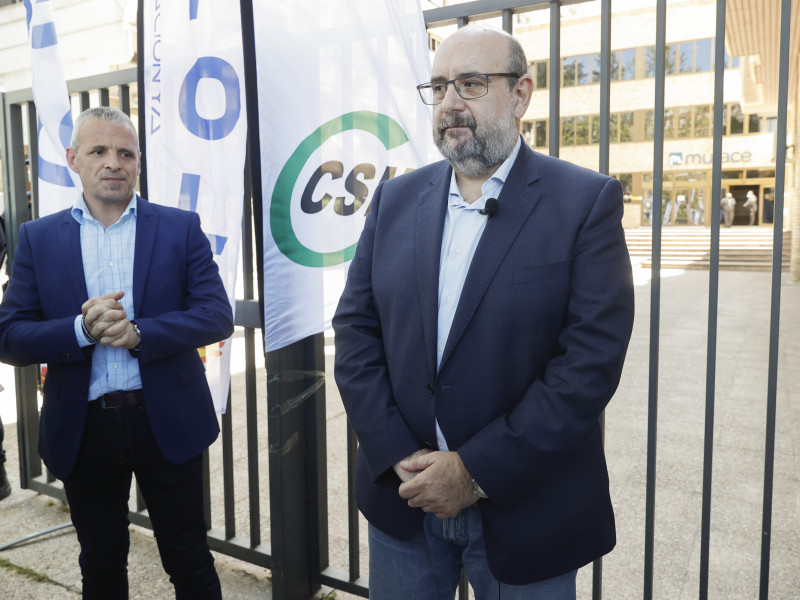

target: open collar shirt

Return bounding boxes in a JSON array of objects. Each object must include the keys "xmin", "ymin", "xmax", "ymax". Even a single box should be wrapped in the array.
[
  {"xmin": 435, "ymin": 137, "xmax": 521, "ymax": 450},
  {"xmin": 71, "ymin": 193, "xmax": 141, "ymax": 401}
]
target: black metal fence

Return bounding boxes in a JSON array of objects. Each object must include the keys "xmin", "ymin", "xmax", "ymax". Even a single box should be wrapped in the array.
[{"xmin": 0, "ymin": 1, "xmax": 793, "ymax": 599}]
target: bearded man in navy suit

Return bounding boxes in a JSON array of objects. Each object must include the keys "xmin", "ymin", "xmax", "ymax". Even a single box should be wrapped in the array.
[
  {"xmin": 0, "ymin": 107, "xmax": 232, "ymax": 599},
  {"xmin": 333, "ymin": 25, "xmax": 635, "ymax": 599}
]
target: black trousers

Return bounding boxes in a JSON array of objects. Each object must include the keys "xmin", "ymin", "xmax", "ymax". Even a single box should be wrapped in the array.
[{"xmin": 63, "ymin": 402, "xmax": 221, "ymax": 600}]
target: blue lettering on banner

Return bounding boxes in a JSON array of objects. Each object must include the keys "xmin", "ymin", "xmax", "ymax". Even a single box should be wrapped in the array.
[
  {"xmin": 31, "ymin": 21, "xmax": 57, "ymax": 49},
  {"xmin": 180, "ymin": 172, "xmax": 227, "ymax": 255},
  {"xmin": 149, "ymin": 1, "xmax": 162, "ymax": 134},
  {"xmin": 179, "ymin": 57, "xmax": 241, "ymax": 141},
  {"xmin": 190, "ymin": 0, "xmax": 199, "ymax": 20},
  {"xmin": 37, "ymin": 111, "xmax": 75, "ymax": 187}
]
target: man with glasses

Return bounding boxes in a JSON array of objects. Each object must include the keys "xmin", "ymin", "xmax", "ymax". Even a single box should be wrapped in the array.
[{"xmin": 334, "ymin": 24, "xmax": 634, "ymax": 599}]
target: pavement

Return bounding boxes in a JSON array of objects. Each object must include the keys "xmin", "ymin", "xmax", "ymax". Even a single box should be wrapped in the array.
[{"xmin": 0, "ymin": 262, "xmax": 799, "ymax": 599}]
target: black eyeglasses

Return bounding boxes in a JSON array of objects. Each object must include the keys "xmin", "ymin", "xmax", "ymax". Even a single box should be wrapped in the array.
[{"xmin": 416, "ymin": 73, "xmax": 521, "ymax": 105}]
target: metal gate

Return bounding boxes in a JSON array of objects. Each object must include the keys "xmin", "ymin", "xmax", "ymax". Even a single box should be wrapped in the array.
[{"xmin": 0, "ymin": 1, "xmax": 794, "ymax": 599}]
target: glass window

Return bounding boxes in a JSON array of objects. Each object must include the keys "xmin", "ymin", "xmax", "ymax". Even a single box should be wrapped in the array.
[
  {"xmin": 748, "ymin": 114, "xmax": 761, "ymax": 133},
  {"xmin": 695, "ymin": 39, "xmax": 712, "ymax": 72},
  {"xmin": 765, "ymin": 117, "xmax": 778, "ymax": 132},
  {"xmin": 562, "ymin": 57, "xmax": 576, "ymax": 87},
  {"xmin": 730, "ymin": 103, "xmax": 744, "ymax": 134},
  {"xmin": 619, "ymin": 112, "xmax": 634, "ymax": 142},
  {"xmin": 521, "ymin": 122, "xmax": 535, "ymax": 146},
  {"xmin": 723, "ymin": 50, "xmax": 740, "ymax": 69},
  {"xmin": 665, "ymin": 45, "xmax": 677, "ymax": 75},
  {"xmin": 562, "ymin": 117, "xmax": 575, "ymax": 146},
  {"xmin": 694, "ymin": 105, "xmax": 711, "ymax": 137},
  {"xmin": 677, "ymin": 107, "xmax": 692, "ymax": 137},
  {"xmin": 576, "ymin": 55, "xmax": 591, "ymax": 85},
  {"xmin": 592, "ymin": 54, "xmax": 602, "ymax": 83},
  {"xmin": 645, "ymin": 46, "xmax": 656, "ymax": 78},
  {"xmin": 535, "ymin": 121, "xmax": 547, "ymax": 147},
  {"xmin": 616, "ymin": 173, "xmax": 633, "ymax": 195},
  {"xmin": 620, "ymin": 49, "xmax": 636, "ymax": 80},
  {"xmin": 575, "ymin": 116, "xmax": 589, "ymax": 144},
  {"xmin": 591, "ymin": 115, "xmax": 600, "ymax": 144},
  {"xmin": 664, "ymin": 108, "xmax": 675, "ymax": 138},
  {"xmin": 609, "ymin": 113, "xmax": 619, "ymax": 142},
  {"xmin": 610, "ymin": 51, "xmax": 620, "ymax": 81},
  {"xmin": 645, "ymin": 110, "xmax": 655, "ymax": 140},
  {"xmin": 679, "ymin": 42, "xmax": 694, "ymax": 73},
  {"xmin": 535, "ymin": 62, "xmax": 548, "ymax": 89}
]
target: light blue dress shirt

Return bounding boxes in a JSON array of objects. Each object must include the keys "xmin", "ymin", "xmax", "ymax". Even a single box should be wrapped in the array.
[
  {"xmin": 71, "ymin": 194, "xmax": 142, "ymax": 401},
  {"xmin": 435, "ymin": 137, "xmax": 522, "ymax": 451}
]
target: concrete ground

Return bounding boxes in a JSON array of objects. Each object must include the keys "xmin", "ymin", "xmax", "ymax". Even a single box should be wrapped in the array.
[{"xmin": 0, "ymin": 264, "xmax": 798, "ymax": 599}]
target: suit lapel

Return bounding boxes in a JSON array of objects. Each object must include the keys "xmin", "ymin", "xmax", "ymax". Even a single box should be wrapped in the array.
[
  {"xmin": 415, "ymin": 164, "xmax": 450, "ymax": 379},
  {"xmin": 59, "ymin": 211, "xmax": 89, "ymax": 303},
  {"xmin": 132, "ymin": 196, "xmax": 157, "ymax": 315},
  {"xmin": 440, "ymin": 145, "xmax": 543, "ymax": 370}
]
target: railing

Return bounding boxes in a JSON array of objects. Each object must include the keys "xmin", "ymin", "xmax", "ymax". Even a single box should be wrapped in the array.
[{"xmin": 1, "ymin": 1, "xmax": 793, "ymax": 599}]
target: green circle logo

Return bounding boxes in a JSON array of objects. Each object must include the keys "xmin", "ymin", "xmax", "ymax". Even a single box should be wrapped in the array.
[{"xmin": 271, "ymin": 111, "xmax": 409, "ymax": 267}]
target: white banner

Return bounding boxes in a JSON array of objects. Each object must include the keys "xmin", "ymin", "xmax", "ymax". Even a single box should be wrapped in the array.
[
  {"xmin": 24, "ymin": 0, "xmax": 81, "ymax": 217},
  {"xmin": 142, "ymin": 1, "xmax": 247, "ymax": 412},
  {"xmin": 254, "ymin": 0, "xmax": 436, "ymax": 352}
]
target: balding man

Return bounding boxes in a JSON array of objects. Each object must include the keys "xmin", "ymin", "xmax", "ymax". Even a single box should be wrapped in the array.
[{"xmin": 333, "ymin": 25, "xmax": 635, "ymax": 599}]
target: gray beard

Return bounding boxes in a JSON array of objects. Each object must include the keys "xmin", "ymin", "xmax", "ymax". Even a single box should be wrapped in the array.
[{"xmin": 435, "ymin": 104, "xmax": 518, "ymax": 177}]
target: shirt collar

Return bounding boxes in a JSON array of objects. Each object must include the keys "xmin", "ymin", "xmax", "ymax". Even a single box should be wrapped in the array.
[
  {"xmin": 448, "ymin": 136, "xmax": 522, "ymax": 210},
  {"xmin": 71, "ymin": 193, "xmax": 138, "ymax": 225}
]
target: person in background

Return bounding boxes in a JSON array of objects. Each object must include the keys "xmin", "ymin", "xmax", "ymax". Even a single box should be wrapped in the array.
[
  {"xmin": 721, "ymin": 191, "xmax": 736, "ymax": 227},
  {"xmin": 333, "ymin": 24, "xmax": 635, "ymax": 600},
  {"xmin": 744, "ymin": 190, "xmax": 758, "ymax": 226},
  {"xmin": 0, "ymin": 384, "xmax": 9, "ymax": 501},
  {"xmin": 0, "ymin": 106, "xmax": 233, "ymax": 599}
]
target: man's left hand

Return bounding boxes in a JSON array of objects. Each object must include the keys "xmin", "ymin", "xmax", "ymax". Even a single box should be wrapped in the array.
[{"xmin": 397, "ymin": 451, "xmax": 477, "ymax": 518}]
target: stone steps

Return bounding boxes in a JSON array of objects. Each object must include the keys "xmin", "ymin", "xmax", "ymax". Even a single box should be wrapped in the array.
[{"xmin": 624, "ymin": 227, "xmax": 791, "ymax": 271}]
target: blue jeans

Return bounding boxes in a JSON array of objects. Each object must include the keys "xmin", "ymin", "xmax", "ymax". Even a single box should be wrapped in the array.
[{"xmin": 368, "ymin": 506, "xmax": 577, "ymax": 600}]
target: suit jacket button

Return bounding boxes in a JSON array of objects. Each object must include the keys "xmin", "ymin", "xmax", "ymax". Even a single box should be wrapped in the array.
[{"xmin": 426, "ymin": 383, "xmax": 434, "ymax": 395}]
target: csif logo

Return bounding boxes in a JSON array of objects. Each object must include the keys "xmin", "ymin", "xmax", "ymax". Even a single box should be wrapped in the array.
[{"xmin": 271, "ymin": 111, "xmax": 412, "ymax": 267}]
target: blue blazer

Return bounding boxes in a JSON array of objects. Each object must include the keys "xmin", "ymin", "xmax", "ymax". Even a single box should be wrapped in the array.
[
  {"xmin": 333, "ymin": 142, "xmax": 635, "ymax": 584},
  {"xmin": 0, "ymin": 197, "xmax": 234, "ymax": 481}
]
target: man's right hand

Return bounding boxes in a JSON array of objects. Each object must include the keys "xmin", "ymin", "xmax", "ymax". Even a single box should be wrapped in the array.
[{"xmin": 82, "ymin": 291, "xmax": 126, "ymax": 343}]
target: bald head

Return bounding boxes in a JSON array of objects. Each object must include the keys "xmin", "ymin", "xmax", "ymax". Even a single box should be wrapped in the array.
[{"xmin": 435, "ymin": 25, "xmax": 528, "ymax": 89}]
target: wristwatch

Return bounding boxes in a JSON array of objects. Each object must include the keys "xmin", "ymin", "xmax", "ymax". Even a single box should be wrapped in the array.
[
  {"xmin": 129, "ymin": 320, "xmax": 142, "ymax": 357},
  {"xmin": 472, "ymin": 478, "xmax": 488, "ymax": 499}
]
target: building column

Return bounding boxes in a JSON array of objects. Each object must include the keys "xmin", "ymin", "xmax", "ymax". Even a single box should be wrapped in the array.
[{"xmin": 793, "ymin": 79, "xmax": 800, "ymax": 282}]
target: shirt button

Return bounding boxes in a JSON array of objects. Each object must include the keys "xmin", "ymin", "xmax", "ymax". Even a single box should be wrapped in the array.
[
  {"xmin": 108, "ymin": 262, "xmax": 114, "ymax": 267},
  {"xmin": 447, "ymin": 295, "xmax": 454, "ymax": 303},
  {"xmin": 455, "ymin": 248, "xmax": 462, "ymax": 255}
]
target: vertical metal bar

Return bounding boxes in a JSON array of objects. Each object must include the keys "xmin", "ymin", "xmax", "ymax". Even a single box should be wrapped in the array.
[
  {"xmin": 347, "ymin": 424, "xmax": 360, "ymax": 583},
  {"xmin": 457, "ymin": 16, "xmax": 469, "ymax": 28},
  {"xmin": 80, "ymin": 91, "xmax": 90, "ymax": 111},
  {"xmin": 548, "ymin": 0, "xmax": 560, "ymax": 157},
  {"xmin": 597, "ymin": 0, "xmax": 611, "ymax": 176},
  {"xmin": 699, "ymin": 2, "xmax": 727, "ymax": 598},
  {"xmin": 222, "ymin": 389, "xmax": 236, "ymax": 539},
  {"xmin": 136, "ymin": 0, "xmax": 148, "ymax": 200},
  {"xmin": 242, "ymin": 147, "xmax": 262, "ymax": 547},
  {"xmin": 644, "ymin": 1, "xmax": 667, "ymax": 598},
  {"xmin": 759, "ymin": 0, "xmax": 791, "ymax": 597},
  {"xmin": 26, "ymin": 101, "xmax": 39, "ymax": 219},
  {"xmin": 501, "ymin": 8, "xmax": 513, "ymax": 34},
  {"xmin": 118, "ymin": 84, "xmax": 131, "ymax": 115},
  {"xmin": 99, "ymin": 87, "xmax": 110, "ymax": 107},
  {"xmin": 592, "ymin": 3, "xmax": 612, "ymax": 596}
]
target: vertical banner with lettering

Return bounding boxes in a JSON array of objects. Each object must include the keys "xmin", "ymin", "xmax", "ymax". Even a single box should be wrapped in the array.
[
  {"xmin": 23, "ymin": 0, "xmax": 82, "ymax": 217},
  {"xmin": 253, "ymin": 0, "xmax": 436, "ymax": 351},
  {"xmin": 141, "ymin": 1, "xmax": 247, "ymax": 412}
]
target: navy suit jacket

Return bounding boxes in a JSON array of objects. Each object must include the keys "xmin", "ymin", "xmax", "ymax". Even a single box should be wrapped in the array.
[
  {"xmin": 0, "ymin": 196, "xmax": 234, "ymax": 480},
  {"xmin": 333, "ymin": 142, "xmax": 635, "ymax": 584}
]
